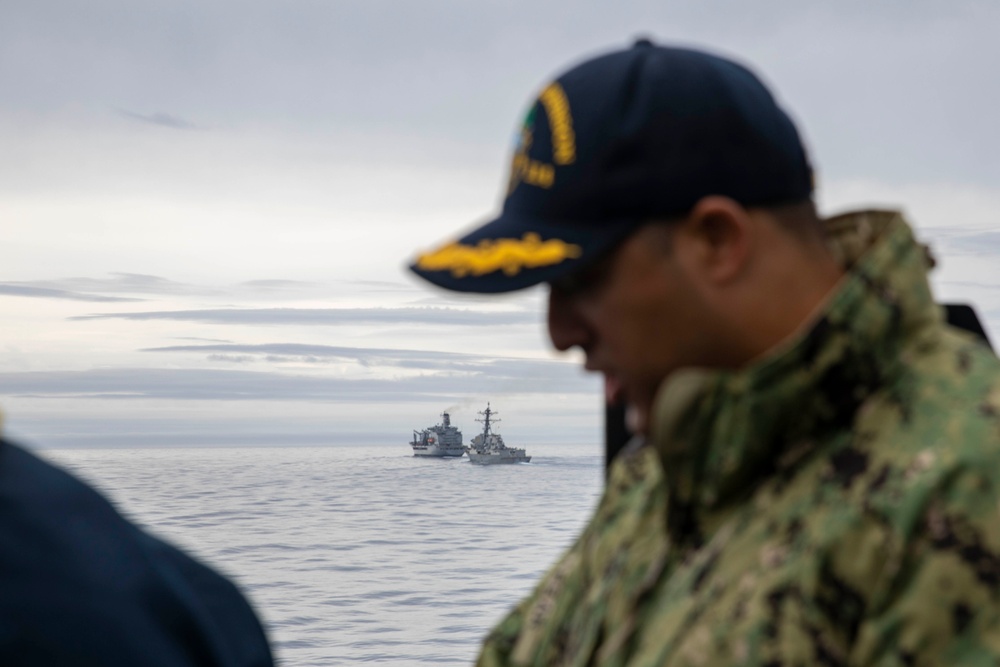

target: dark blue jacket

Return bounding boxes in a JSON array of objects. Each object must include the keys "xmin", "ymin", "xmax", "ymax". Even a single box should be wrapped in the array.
[{"xmin": 0, "ymin": 438, "xmax": 274, "ymax": 666}]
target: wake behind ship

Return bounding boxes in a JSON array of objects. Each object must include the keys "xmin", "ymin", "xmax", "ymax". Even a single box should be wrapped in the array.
[
  {"xmin": 466, "ymin": 404, "xmax": 531, "ymax": 464},
  {"xmin": 410, "ymin": 412, "xmax": 465, "ymax": 457}
]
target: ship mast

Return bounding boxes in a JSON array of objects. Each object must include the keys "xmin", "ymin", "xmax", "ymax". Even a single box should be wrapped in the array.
[{"xmin": 476, "ymin": 403, "xmax": 500, "ymax": 437}]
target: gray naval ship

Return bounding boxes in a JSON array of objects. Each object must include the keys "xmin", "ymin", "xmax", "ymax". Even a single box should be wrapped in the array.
[
  {"xmin": 410, "ymin": 411, "xmax": 465, "ymax": 457},
  {"xmin": 466, "ymin": 404, "xmax": 531, "ymax": 465}
]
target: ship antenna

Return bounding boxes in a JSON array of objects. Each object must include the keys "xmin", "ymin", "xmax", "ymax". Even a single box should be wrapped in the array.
[{"xmin": 476, "ymin": 402, "xmax": 500, "ymax": 436}]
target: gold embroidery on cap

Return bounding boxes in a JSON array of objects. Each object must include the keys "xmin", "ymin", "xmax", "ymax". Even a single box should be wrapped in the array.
[
  {"xmin": 507, "ymin": 82, "xmax": 577, "ymax": 195},
  {"xmin": 416, "ymin": 233, "xmax": 583, "ymax": 278},
  {"xmin": 539, "ymin": 83, "xmax": 576, "ymax": 165},
  {"xmin": 510, "ymin": 151, "xmax": 555, "ymax": 190}
]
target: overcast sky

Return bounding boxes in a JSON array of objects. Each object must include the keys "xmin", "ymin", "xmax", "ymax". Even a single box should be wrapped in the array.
[{"xmin": 2, "ymin": 0, "xmax": 999, "ymax": 448}]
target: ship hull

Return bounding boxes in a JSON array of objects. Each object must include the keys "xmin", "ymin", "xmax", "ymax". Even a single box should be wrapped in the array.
[
  {"xmin": 467, "ymin": 452, "xmax": 531, "ymax": 465},
  {"xmin": 411, "ymin": 443, "xmax": 465, "ymax": 458}
]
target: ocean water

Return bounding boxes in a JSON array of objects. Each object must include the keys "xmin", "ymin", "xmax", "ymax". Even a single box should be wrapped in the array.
[{"xmin": 43, "ymin": 444, "xmax": 604, "ymax": 666}]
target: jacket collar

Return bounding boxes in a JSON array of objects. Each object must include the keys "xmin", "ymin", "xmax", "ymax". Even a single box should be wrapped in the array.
[{"xmin": 649, "ymin": 210, "xmax": 941, "ymax": 542}]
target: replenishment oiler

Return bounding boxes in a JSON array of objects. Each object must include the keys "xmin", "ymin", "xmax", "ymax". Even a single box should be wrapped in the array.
[
  {"xmin": 466, "ymin": 404, "xmax": 531, "ymax": 464},
  {"xmin": 410, "ymin": 412, "xmax": 465, "ymax": 457}
]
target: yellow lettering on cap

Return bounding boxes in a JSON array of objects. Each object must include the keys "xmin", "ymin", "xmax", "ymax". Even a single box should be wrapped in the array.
[
  {"xmin": 506, "ymin": 82, "xmax": 576, "ymax": 195},
  {"xmin": 539, "ymin": 83, "xmax": 576, "ymax": 165},
  {"xmin": 509, "ymin": 154, "xmax": 555, "ymax": 191},
  {"xmin": 415, "ymin": 233, "xmax": 583, "ymax": 278}
]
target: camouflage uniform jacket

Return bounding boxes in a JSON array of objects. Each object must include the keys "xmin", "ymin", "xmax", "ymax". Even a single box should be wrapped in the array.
[{"xmin": 478, "ymin": 210, "xmax": 1000, "ymax": 666}]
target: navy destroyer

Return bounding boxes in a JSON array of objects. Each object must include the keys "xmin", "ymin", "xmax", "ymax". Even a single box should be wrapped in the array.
[
  {"xmin": 466, "ymin": 404, "xmax": 531, "ymax": 464},
  {"xmin": 410, "ymin": 411, "xmax": 465, "ymax": 457}
]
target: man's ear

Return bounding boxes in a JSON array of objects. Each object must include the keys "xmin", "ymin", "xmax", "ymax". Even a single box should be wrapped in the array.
[{"xmin": 681, "ymin": 196, "xmax": 753, "ymax": 285}]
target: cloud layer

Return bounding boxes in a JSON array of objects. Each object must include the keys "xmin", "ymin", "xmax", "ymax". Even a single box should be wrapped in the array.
[
  {"xmin": 0, "ymin": 361, "xmax": 594, "ymax": 401},
  {"xmin": 0, "ymin": 284, "xmax": 142, "ymax": 303},
  {"xmin": 73, "ymin": 307, "xmax": 539, "ymax": 327}
]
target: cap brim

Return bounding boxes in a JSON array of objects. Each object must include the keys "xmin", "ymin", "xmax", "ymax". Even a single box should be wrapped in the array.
[{"xmin": 408, "ymin": 212, "xmax": 641, "ymax": 293}]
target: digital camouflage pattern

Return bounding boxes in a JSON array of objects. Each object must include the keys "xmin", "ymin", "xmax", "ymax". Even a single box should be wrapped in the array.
[{"xmin": 478, "ymin": 210, "xmax": 1000, "ymax": 666}]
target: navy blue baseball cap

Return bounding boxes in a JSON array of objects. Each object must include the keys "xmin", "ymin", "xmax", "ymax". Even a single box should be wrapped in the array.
[{"xmin": 409, "ymin": 39, "xmax": 813, "ymax": 293}]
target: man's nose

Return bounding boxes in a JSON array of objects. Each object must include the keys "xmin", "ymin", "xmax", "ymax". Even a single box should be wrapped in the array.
[{"xmin": 547, "ymin": 286, "xmax": 591, "ymax": 352}]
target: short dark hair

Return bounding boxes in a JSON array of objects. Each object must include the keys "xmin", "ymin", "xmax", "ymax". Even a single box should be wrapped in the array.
[
  {"xmin": 763, "ymin": 198, "xmax": 825, "ymax": 244},
  {"xmin": 646, "ymin": 197, "xmax": 823, "ymax": 252}
]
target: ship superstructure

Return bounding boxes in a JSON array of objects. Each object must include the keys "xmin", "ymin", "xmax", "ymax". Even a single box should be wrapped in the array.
[
  {"xmin": 466, "ymin": 404, "xmax": 531, "ymax": 465},
  {"xmin": 410, "ymin": 412, "xmax": 465, "ymax": 457}
]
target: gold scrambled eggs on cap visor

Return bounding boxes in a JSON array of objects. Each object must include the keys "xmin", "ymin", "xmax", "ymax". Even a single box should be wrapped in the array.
[
  {"xmin": 408, "ymin": 215, "xmax": 644, "ymax": 294},
  {"xmin": 416, "ymin": 233, "xmax": 582, "ymax": 279},
  {"xmin": 409, "ymin": 231, "xmax": 583, "ymax": 294}
]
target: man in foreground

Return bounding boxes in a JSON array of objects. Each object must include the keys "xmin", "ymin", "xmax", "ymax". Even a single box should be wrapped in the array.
[
  {"xmin": 0, "ymin": 427, "xmax": 274, "ymax": 665},
  {"xmin": 409, "ymin": 40, "xmax": 1000, "ymax": 665}
]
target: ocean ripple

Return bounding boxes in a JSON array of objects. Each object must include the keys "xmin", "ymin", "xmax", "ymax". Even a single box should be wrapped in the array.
[{"xmin": 45, "ymin": 444, "xmax": 602, "ymax": 666}]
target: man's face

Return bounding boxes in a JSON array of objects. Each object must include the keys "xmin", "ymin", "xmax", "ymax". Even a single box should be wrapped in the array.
[{"xmin": 547, "ymin": 222, "xmax": 711, "ymax": 436}]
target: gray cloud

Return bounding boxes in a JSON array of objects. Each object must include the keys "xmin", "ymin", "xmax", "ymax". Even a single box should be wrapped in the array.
[
  {"xmin": 0, "ymin": 364, "xmax": 595, "ymax": 401},
  {"xmin": 144, "ymin": 343, "xmax": 568, "ymax": 374},
  {"xmin": 0, "ymin": 284, "xmax": 142, "ymax": 303},
  {"xmin": 117, "ymin": 109, "xmax": 199, "ymax": 130},
  {"xmin": 73, "ymin": 307, "xmax": 539, "ymax": 326},
  {"xmin": 937, "ymin": 231, "xmax": 1000, "ymax": 256},
  {"xmin": 207, "ymin": 354, "xmax": 257, "ymax": 363},
  {"xmin": 15, "ymin": 273, "xmax": 212, "ymax": 297},
  {"xmin": 262, "ymin": 355, "xmax": 333, "ymax": 364},
  {"xmin": 9, "ymin": 274, "xmax": 392, "ymax": 302},
  {"xmin": 147, "ymin": 342, "xmax": 485, "ymax": 359}
]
